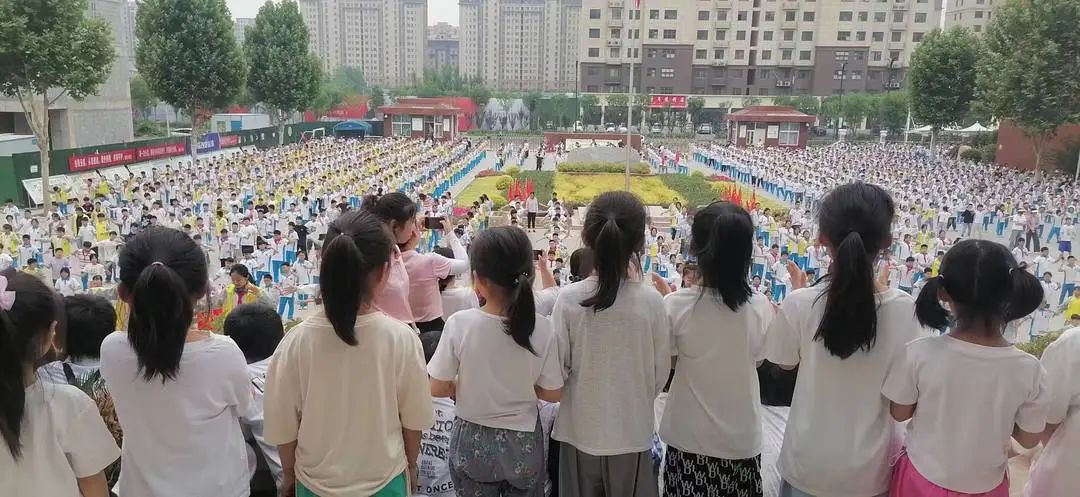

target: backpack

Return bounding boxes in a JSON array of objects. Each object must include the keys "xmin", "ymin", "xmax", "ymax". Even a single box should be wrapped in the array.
[{"xmin": 64, "ymin": 363, "xmax": 122, "ymax": 488}]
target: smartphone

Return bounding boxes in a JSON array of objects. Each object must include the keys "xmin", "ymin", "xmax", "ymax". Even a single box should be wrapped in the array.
[
  {"xmin": 533, "ymin": 249, "xmax": 544, "ymax": 260},
  {"xmin": 424, "ymin": 216, "xmax": 444, "ymax": 230}
]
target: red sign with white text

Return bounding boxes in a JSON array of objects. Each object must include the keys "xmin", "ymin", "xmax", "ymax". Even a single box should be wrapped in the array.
[
  {"xmin": 219, "ymin": 135, "xmax": 241, "ymax": 147},
  {"xmin": 68, "ymin": 142, "xmax": 187, "ymax": 172},
  {"xmin": 648, "ymin": 95, "xmax": 688, "ymax": 109}
]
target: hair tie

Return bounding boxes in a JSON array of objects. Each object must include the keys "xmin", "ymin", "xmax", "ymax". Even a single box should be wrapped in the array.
[
  {"xmin": 151, "ymin": 261, "xmax": 166, "ymax": 267},
  {"xmin": 514, "ymin": 272, "xmax": 531, "ymax": 285}
]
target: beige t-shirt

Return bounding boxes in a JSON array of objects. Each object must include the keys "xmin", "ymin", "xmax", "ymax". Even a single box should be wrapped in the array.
[{"xmin": 264, "ymin": 312, "xmax": 434, "ymax": 496}]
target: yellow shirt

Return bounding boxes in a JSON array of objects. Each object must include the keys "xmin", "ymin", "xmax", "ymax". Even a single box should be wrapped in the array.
[{"xmin": 1066, "ymin": 297, "xmax": 1080, "ymax": 321}]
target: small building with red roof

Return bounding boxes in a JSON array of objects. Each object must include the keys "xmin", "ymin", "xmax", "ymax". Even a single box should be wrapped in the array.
[
  {"xmin": 378, "ymin": 98, "xmax": 463, "ymax": 140},
  {"xmin": 724, "ymin": 105, "xmax": 815, "ymax": 149}
]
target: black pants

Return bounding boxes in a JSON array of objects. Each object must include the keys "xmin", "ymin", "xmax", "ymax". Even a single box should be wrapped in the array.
[
  {"xmin": 527, "ymin": 212, "xmax": 537, "ymax": 229},
  {"xmin": 416, "ymin": 317, "xmax": 444, "ymax": 333},
  {"xmin": 1026, "ymin": 229, "xmax": 1041, "ymax": 252}
]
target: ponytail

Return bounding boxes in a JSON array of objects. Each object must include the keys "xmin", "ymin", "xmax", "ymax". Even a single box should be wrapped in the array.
[
  {"xmin": 506, "ymin": 271, "xmax": 537, "ymax": 354},
  {"xmin": 0, "ymin": 306, "xmax": 25, "ymax": 459},
  {"xmin": 914, "ymin": 276, "xmax": 949, "ymax": 330},
  {"xmin": 128, "ymin": 264, "xmax": 191, "ymax": 381},
  {"xmin": 469, "ymin": 227, "xmax": 537, "ymax": 354},
  {"xmin": 1004, "ymin": 267, "xmax": 1044, "ymax": 323},
  {"xmin": 321, "ymin": 210, "xmax": 394, "ymax": 345},
  {"xmin": 582, "ymin": 218, "xmax": 630, "ymax": 311},
  {"xmin": 693, "ymin": 202, "xmax": 753, "ymax": 311},
  {"xmin": 580, "ymin": 191, "xmax": 646, "ymax": 311}
]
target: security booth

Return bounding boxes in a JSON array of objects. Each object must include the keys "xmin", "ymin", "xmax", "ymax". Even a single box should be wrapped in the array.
[
  {"xmin": 378, "ymin": 98, "xmax": 462, "ymax": 141},
  {"xmin": 725, "ymin": 106, "xmax": 814, "ymax": 149},
  {"xmin": 332, "ymin": 120, "xmax": 373, "ymax": 139}
]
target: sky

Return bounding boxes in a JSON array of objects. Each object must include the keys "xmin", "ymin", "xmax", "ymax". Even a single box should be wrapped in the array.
[{"xmin": 224, "ymin": 0, "xmax": 459, "ymax": 25}]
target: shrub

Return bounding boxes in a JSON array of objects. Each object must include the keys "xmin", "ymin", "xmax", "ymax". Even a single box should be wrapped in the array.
[
  {"xmin": 1016, "ymin": 332, "xmax": 1061, "ymax": 358},
  {"xmin": 978, "ymin": 143, "xmax": 997, "ymax": 164},
  {"xmin": 690, "ymin": 170, "xmax": 705, "ymax": 178},
  {"xmin": 494, "ymin": 175, "xmax": 514, "ymax": 191},
  {"xmin": 554, "ymin": 173, "xmax": 683, "ymax": 206},
  {"xmin": 504, "ymin": 165, "xmax": 522, "ymax": 177},
  {"xmin": 557, "ymin": 162, "xmax": 651, "ymax": 174},
  {"xmin": 959, "ymin": 148, "xmax": 982, "ymax": 162}
]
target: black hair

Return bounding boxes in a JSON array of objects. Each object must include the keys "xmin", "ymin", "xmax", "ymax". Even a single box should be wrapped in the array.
[
  {"xmin": 0, "ymin": 269, "xmax": 59, "ymax": 459},
  {"xmin": 63, "ymin": 294, "xmax": 116, "ymax": 361},
  {"xmin": 223, "ymin": 304, "xmax": 284, "ymax": 363},
  {"xmin": 321, "ymin": 210, "xmax": 394, "ymax": 345},
  {"xmin": 433, "ymin": 246, "xmax": 456, "ymax": 292},
  {"xmin": 230, "ymin": 264, "xmax": 254, "ymax": 283},
  {"xmin": 692, "ymin": 202, "xmax": 753, "ymax": 311},
  {"xmin": 568, "ymin": 248, "xmax": 594, "ymax": 282},
  {"xmin": 118, "ymin": 227, "xmax": 208, "ymax": 382},
  {"xmin": 362, "ymin": 192, "xmax": 417, "ymax": 234},
  {"xmin": 580, "ymin": 191, "xmax": 646, "ymax": 311},
  {"xmin": 814, "ymin": 183, "xmax": 895, "ymax": 359},
  {"xmin": 469, "ymin": 227, "xmax": 537, "ymax": 354},
  {"xmin": 915, "ymin": 239, "xmax": 1043, "ymax": 333}
]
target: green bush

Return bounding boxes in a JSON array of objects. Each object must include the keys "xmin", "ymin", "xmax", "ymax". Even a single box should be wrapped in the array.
[
  {"xmin": 488, "ymin": 193, "xmax": 508, "ymax": 209},
  {"xmin": 504, "ymin": 165, "xmax": 521, "ymax": 178},
  {"xmin": 517, "ymin": 171, "xmax": 556, "ymax": 202},
  {"xmin": 959, "ymin": 148, "xmax": 982, "ymax": 162},
  {"xmin": 1016, "ymin": 332, "xmax": 1061, "ymax": 358},
  {"xmin": 690, "ymin": 169, "xmax": 705, "ymax": 178},
  {"xmin": 557, "ymin": 162, "xmax": 651, "ymax": 174},
  {"xmin": 494, "ymin": 175, "xmax": 514, "ymax": 191}
]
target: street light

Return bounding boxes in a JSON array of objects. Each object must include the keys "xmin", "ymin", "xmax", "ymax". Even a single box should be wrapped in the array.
[{"xmin": 834, "ymin": 52, "xmax": 849, "ymax": 140}]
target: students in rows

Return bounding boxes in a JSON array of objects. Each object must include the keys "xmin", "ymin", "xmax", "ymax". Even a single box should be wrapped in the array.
[
  {"xmin": 264, "ymin": 210, "xmax": 433, "ymax": 497},
  {"xmin": 660, "ymin": 202, "xmax": 774, "ymax": 497},
  {"xmin": 429, "ymin": 226, "xmax": 563, "ymax": 495},
  {"xmin": 100, "ymin": 227, "xmax": 254, "ymax": 497},
  {"xmin": 766, "ymin": 183, "xmax": 923, "ymax": 497},
  {"xmin": 551, "ymin": 191, "xmax": 670, "ymax": 497},
  {"xmin": 0, "ymin": 270, "xmax": 120, "ymax": 497},
  {"xmin": 884, "ymin": 239, "xmax": 1047, "ymax": 496}
]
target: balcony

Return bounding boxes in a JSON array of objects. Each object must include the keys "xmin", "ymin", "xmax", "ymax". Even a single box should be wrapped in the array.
[
  {"xmin": 711, "ymin": 60, "xmax": 727, "ymax": 67},
  {"xmin": 713, "ymin": 39, "xmax": 730, "ymax": 48},
  {"xmin": 778, "ymin": 39, "xmax": 796, "ymax": 49},
  {"xmin": 606, "ymin": 39, "xmax": 622, "ymax": 47},
  {"xmin": 714, "ymin": 20, "xmax": 731, "ymax": 29},
  {"xmin": 892, "ymin": 4, "xmax": 909, "ymax": 11},
  {"xmin": 608, "ymin": 19, "xmax": 623, "ymax": 27},
  {"xmin": 608, "ymin": 0, "xmax": 624, "ymax": 6},
  {"xmin": 779, "ymin": 20, "xmax": 798, "ymax": 29}
]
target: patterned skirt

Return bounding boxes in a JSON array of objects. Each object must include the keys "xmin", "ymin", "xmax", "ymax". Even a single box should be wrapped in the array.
[
  {"xmin": 663, "ymin": 445, "xmax": 763, "ymax": 497},
  {"xmin": 449, "ymin": 416, "xmax": 545, "ymax": 496}
]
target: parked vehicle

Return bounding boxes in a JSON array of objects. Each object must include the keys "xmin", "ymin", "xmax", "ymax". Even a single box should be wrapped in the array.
[{"xmin": 697, "ymin": 123, "xmax": 714, "ymax": 134}]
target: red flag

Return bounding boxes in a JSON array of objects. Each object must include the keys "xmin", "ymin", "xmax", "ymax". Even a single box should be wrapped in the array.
[
  {"xmin": 674, "ymin": 151, "xmax": 681, "ymax": 166},
  {"xmin": 526, "ymin": 179, "xmax": 535, "ymax": 196}
]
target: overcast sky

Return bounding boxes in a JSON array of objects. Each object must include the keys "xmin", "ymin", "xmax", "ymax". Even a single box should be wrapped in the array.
[{"xmin": 224, "ymin": 0, "xmax": 460, "ymax": 25}]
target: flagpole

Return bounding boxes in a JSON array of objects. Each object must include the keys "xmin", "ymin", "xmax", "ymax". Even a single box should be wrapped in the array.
[
  {"xmin": 904, "ymin": 107, "xmax": 911, "ymax": 146},
  {"xmin": 625, "ymin": 0, "xmax": 645, "ymax": 191}
]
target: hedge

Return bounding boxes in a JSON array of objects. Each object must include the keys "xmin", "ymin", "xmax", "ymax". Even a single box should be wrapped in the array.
[
  {"xmin": 554, "ymin": 174, "xmax": 683, "ymax": 206},
  {"xmin": 557, "ymin": 162, "xmax": 651, "ymax": 175}
]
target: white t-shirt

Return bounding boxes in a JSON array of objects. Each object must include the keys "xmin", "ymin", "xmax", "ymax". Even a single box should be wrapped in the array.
[
  {"xmin": 534, "ymin": 286, "xmax": 559, "ymax": 317},
  {"xmin": 100, "ymin": 332, "xmax": 254, "ymax": 497},
  {"xmin": 413, "ymin": 397, "xmax": 456, "ymax": 497},
  {"xmin": 765, "ymin": 285, "xmax": 923, "ymax": 497},
  {"xmin": 429, "ymin": 309, "xmax": 563, "ymax": 432},
  {"xmin": 551, "ymin": 277, "xmax": 671, "ymax": 455},
  {"xmin": 882, "ymin": 335, "xmax": 1047, "ymax": 493},
  {"xmin": 1025, "ymin": 327, "xmax": 1080, "ymax": 497},
  {"xmin": 440, "ymin": 286, "xmax": 479, "ymax": 321},
  {"xmin": 660, "ymin": 289, "xmax": 773, "ymax": 460},
  {"xmin": 242, "ymin": 357, "xmax": 283, "ymax": 487},
  {"xmin": 0, "ymin": 382, "xmax": 120, "ymax": 497}
]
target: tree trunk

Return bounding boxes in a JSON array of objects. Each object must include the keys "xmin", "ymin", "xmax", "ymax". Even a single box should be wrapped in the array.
[
  {"xmin": 189, "ymin": 105, "xmax": 201, "ymax": 164},
  {"xmin": 277, "ymin": 109, "xmax": 286, "ymax": 146},
  {"xmin": 1033, "ymin": 137, "xmax": 1044, "ymax": 181},
  {"xmin": 38, "ymin": 93, "xmax": 51, "ymax": 207}
]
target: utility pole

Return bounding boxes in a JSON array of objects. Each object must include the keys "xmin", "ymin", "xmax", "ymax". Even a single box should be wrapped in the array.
[{"xmin": 834, "ymin": 53, "xmax": 848, "ymax": 140}]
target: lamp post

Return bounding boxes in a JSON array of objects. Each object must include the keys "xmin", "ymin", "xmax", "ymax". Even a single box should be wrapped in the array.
[{"xmin": 834, "ymin": 52, "xmax": 849, "ymax": 140}]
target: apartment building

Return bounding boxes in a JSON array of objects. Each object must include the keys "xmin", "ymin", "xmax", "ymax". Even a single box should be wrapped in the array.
[
  {"xmin": 234, "ymin": 17, "xmax": 255, "ymax": 45},
  {"xmin": 459, "ymin": 0, "xmax": 581, "ymax": 91},
  {"xmin": 943, "ymin": 0, "xmax": 997, "ymax": 34},
  {"xmin": 578, "ymin": 0, "xmax": 942, "ymax": 97},
  {"xmin": 298, "ymin": 0, "xmax": 427, "ymax": 87},
  {"xmin": 427, "ymin": 22, "xmax": 460, "ymax": 72}
]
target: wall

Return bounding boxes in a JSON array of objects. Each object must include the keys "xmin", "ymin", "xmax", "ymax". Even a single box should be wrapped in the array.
[
  {"xmin": 996, "ymin": 121, "xmax": 1080, "ymax": 171},
  {"xmin": 729, "ymin": 120, "xmax": 808, "ymax": 148},
  {"xmin": 542, "ymin": 131, "xmax": 644, "ymax": 151}
]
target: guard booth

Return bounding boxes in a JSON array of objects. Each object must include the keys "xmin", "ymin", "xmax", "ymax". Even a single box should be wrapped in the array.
[
  {"xmin": 378, "ymin": 98, "xmax": 461, "ymax": 141},
  {"xmin": 333, "ymin": 120, "xmax": 372, "ymax": 139},
  {"xmin": 725, "ymin": 106, "xmax": 814, "ymax": 149}
]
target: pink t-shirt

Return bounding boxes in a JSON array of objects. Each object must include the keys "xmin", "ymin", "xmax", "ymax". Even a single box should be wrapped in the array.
[
  {"xmin": 401, "ymin": 250, "xmax": 453, "ymax": 323},
  {"xmin": 374, "ymin": 247, "xmax": 414, "ymax": 324}
]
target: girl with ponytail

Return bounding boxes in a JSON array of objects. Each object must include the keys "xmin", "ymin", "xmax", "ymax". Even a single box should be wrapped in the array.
[
  {"xmin": 883, "ymin": 239, "xmax": 1047, "ymax": 497},
  {"xmin": 428, "ymin": 226, "xmax": 563, "ymax": 495},
  {"xmin": 100, "ymin": 226, "xmax": 254, "ymax": 497},
  {"xmin": 765, "ymin": 183, "xmax": 922, "ymax": 497},
  {"xmin": 264, "ymin": 210, "xmax": 433, "ymax": 497},
  {"xmin": 0, "ymin": 269, "xmax": 119, "ymax": 497},
  {"xmin": 550, "ymin": 191, "xmax": 671, "ymax": 497}
]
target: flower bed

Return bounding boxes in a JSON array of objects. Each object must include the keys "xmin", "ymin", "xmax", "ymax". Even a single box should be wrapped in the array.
[{"xmin": 557, "ymin": 162, "xmax": 651, "ymax": 175}]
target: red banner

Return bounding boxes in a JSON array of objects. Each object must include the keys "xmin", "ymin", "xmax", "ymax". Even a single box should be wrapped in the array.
[
  {"xmin": 648, "ymin": 95, "xmax": 688, "ymax": 109},
  {"xmin": 68, "ymin": 142, "xmax": 187, "ymax": 172},
  {"xmin": 135, "ymin": 142, "xmax": 187, "ymax": 161},
  {"xmin": 219, "ymin": 135, "xmax": 240, "ymax": 147}
]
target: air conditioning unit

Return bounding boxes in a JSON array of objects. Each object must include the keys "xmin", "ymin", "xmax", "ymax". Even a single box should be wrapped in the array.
[
  {"xmin": 776, "ymin": 80, "xmax": 793, "ymax": 87},
  {"xmin": 892, "ymin": 4, "xmax": 908, "ymax": 11},
  {"xmin": 885, "ymin": 80, "xmax": 902, "ymax": 89},
  {"xmin": 606, "ymin": 39, "xmax": 622, "ymax": 47},
  {"xmin": 711, "ymin": 60, "xmax": 727, "ymax": 66}
]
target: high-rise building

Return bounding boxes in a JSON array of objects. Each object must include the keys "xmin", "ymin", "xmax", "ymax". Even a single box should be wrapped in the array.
[
  {"xmin": 298, "ymin": 0, "xmax": 427, "ymax": 87},
  {"xmin": 234, "ymin": 17, "xmax": 256, "ymax": 45},
  {"xmin": 427, "ymin": 22, "xmax": 460, "ymax": 72},
  {"xmin": 459, "ymin": 0, "xmax": 580, "ymax": 91},
  {"xmin": 121, "ymin": 1, "xmax": 138, "ymax": 73},
  {"xmin": 942, "ymin": 0, "xmax": 996, "ymax": 34},
  {"xmin": 578, "ymin": 0, "xmax": 942, "ymax": 97}
]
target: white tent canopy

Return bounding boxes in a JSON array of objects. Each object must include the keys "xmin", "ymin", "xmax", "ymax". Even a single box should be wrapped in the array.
[
  {"xmin": 954, "ymin": 122, "xmax": 994, "ymax": 133},
  {"xmin": 906, "ymin": 125, "xmax": 934, "ymax": 134}
]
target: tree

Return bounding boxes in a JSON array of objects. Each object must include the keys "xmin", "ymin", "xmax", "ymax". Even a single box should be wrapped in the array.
[
  {"xmin": 522, "ymin": 90, "xmax": 543, "ymax": 130},
  {"xmin": 687, "ymin": 97, "xmax": 705, "ymax": 128},
  {"xmin": 462, "ymin": 81, "xmax": 491, "ymax": 129},
  {"xmin": 0, "ymin": 0, "xmax": 114, "ymax": 204},
  {"xmin": 333, "ymin": 67, "xmax": 366, "ymax": 95},
  {"xmin": 136, "ymin": 0, "xmax": 246, "ymax": 162},
  {"xmin": 819, "ymin": 97, "xmax": 841, "ymax": 128},
  {"xmin": 606, "ymin": 94, "xmax": 629, "ymax": 125},
  {"xmin": 580, "ymin": 94, "xmax": 600, "ymax": 125},
  {"xmin": 245, "ymin": 0, "xmax": 322, "ymax": 145},
  {"xmin": 977, "ymin": 0, "xmax": 1080, "ymax": 176},
  {"xmin": 840, "ymin": 93, "xmax": 875, "ymax": 133},
  {"xmin": 367, "ymin": 86, "xmax": 385, "ymax": 118},
  {"xmin": 876, "ymin": 91, "xmax": 909, "ymax": 135},
  {"xmin": 741, "ymin": 96, "xmax": 762, "ymax": 107},
  {"xmin": 908, "ymin": 27, "xmax": 981, "ymax": 138},
  {"xmin": 775, "ymin": 95, "xmax": 820, "ymax": 115},
  {"xmin": 550, "ymin": 93, "xmax": 571, "ymax": 128},
  {"xmin": 130, "ymin": 74, "xmax": 158, "ymax": 118},
  {"xmin": 311, "ymin": 75, "xmax": 344, "ymax": 118}
]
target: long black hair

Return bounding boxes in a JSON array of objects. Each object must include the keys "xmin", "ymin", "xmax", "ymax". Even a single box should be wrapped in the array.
[
  {"xmin": 814, "ymin": 183, "xmax": 895, "ymax": 359},
  {"xmin": 580, "ymin": 191, "xmax": 646, "ymax": 311},
  {"xmin": 915, "ymin": 239, "xmax": 1043, "ymax": 333},
  {"xmin": 568, "ymin": 248, "xmax": 594, "ymax": 282},
  {"xmin": 0, "ymin": 269, "xmax": 58, "ymax": 459},
  {"xmin": 692, "ymin": 202, "xmax": 753, "ymax": 311},
  {"xmin": 362, "ymin": 192, "xmax": 417, "ymax": 239},
  {"xmin": 321, "ymin": 210, "xmax": 394, "ymax": 345},
  {"xmin": 119, "ymin": 227, "xmax": 208, "ymax": 382},
  {"xmin": 470, "ymin": 226, "xmax": 537, "ymax": 354}
]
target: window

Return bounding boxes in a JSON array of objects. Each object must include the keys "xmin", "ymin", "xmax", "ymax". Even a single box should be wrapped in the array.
[
  {"xmin": 663, "ymin": 49, "xmax": 676, "ymax": 58},
  {"xmin": 588, "ymin": 48, "xmax": 600, "ymax": 57},
  {"xmin": 915, "ymin": 12, "xmax": 927, "ymax": 22},
  {"xmin": 735, "ymin": 49, "xmax": 745, "ymax": 59},
  {"xmin": 694, "ymin": 68, "xmax": 707, "ymax": 79},
  {"xmin": 737, "ymin": 30, "xmax": 747, "ymax": 40},
  {"xmin": 893, "ymin": 12, "xmax": 904, "ymax": 22},
  {"xmin": 778, "ymin": 122, "xmax": 799, "ymax": 146},
  {"xmin": 759, "ymin": 69, "xmax": 771, "ymax": 80},
  {"xmin": 873, "ymin": 31, "xmax": 884, "ymax": 41},
  {"xmin": 661, "ymin": 68, "xmax": 675, "ymax": 78},
  {"xmin": 765, "ymin": 11, "xmax": 775, "ymax": 21},
  {"xmin": 973, "ymin": 24, "xmax": 982, "ymax": 32},
  {"xmin": 698, "ymin": 10, "xmax": 710, "ymax": 20},
  {"xmin": 850, "ymin": 70, "xmax": 863, "ymax": 80},
  {"xmin": 837, "ymin": 31, "xmax": 851, "ymax": 41},
  {"xmin": 649, "ymin": 9, "xmax": 659, "ymax": 19},
  {"xmin": 589, "ymin": 8, "xmax": 601, "ymax": 19},
  {"xmin": 738, "ymin": 11, "xmax": 748, "ymax": 21},
  {"xmin": 392, "ymin": 115, "xmax": 411, "ymax": 137},
  {"xmin": 763, "ymin": 31, "xmax": 774, "ymax": 41},
  {"xmin": 647, "ymin": 48, "xmax": 658, "ymax": 58},
  {"xmin": 609, "ymin": 47, "xmax": 619, "ymax": 57},
  {"xmin": 872, "ymin": 50, "xmax": 882, "ymax": 61},
  {"xmin": 859, "ymin": 11, "xmax": 869, "ymax": 21},
  {"xmin": 630, "ymin": 9, "xmax": 640, "ymax": 20},
  {"xmin": 761, "ymin": 50, "xmax": 772, "ymax": 60},
  {"xmin": 912, "ymin": 32, "xmax": 924, "ymax": 42},
  {"xmin": 839, "ymin": 11, "xmax": 853, "ymax": 21},
  {"xmin": 664, "ymin": 9, "xmax": 678, "ymax": 19},
  {"xmin": 714, "ymin": 49, "xmax": 725, "ymax": 59},
  {"xmin": 799, "ymin": 50, "xmax": 811, "ymax": 60},
  {"xmin": 717, "ymin": 9, "xmax": 729, "ymax": 20},
  {"xmin": 833, "ymin": 70, "xmax": 844, "ymax": 80},
  {"xmin": 803, "ymin": 11, "xmax": 815, "ymax": 21},
  {"xmin": 589, "ymin": 28, "xmax": 600, "ymax": 38},
  {"xmin": 782, "ymin": 49, "xmax": 792, "ymax": 60},
  {"xmin": 646, "ymin": 67, "xmax": 657, "ymax": 77},
  {"xmin": 974, "ymin": 10, "xmax": 983, "ymax": 18},
  {"xmin": 801, "ymin": 31, "xmax": 814, "ymax": 41},
  {"xmin": 874, "ymin": 12, "xmax": 886, "ymax": 22},
  {"xmin": 798, "ymin": 69, "xmax": 811, "ymax": 79},
  {"xmin": 856, "ymin": 31, "xmax": 866, "ymax": 41},
  {"xmin": 663, "ymin": 29, "xmax": 677, "ymax": 39},
  {"xmin": 783, "ymin": 30, "xmax": 795, "ymax": 40},
  {"xmin": 627, "ymin": 48, "xmax": 633, "ymax": 57},
  {"xmin": 697, "ymin": 30, "xmax": 709, "ymax": 40},
  {"xmin": 785, "ymin": 10, "xmax": 796, "ymax": 21},
  {"xmin": 648, "ymin": 29, "xmax": 658, "ymax": 39},
  {"xmin": 610, "ymin": 7, "xmax": 622, "ymax": 19},
  {"xmin": 891, "ymin": 31, "xmax": 902, "ymax": 42},
  {"xmin": 660, "ymin": 86, "xmax": 674, "ymax": 94},
  {"xmin": 890, "ymin": 49, "xmax": 902, "ymax": 60},
  {"xmin": 835, "ymin": 50, "xmax": 849, "ymax": 60},
  {"xmin": 696, "ymin": 49, "xmax": 707, "ymax": 59},
  {"xmin": 870, "ymin": 70, "xmax": 881, "ymax": 80},
  {"xmin": 610, "ymin": 28, "xmax": 621, "ymax": 38},
  {"xmin": 716, "ymin": 30, "xmax": 727, "ymax": 40}
]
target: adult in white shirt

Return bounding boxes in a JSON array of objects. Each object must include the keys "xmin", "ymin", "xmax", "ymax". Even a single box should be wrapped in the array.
[
  {"xmin": 766, "ymin": 183, "xmax": 923, "ymax": 497},
  {"xmin": 525, "ymin": 193, "xmax": 540, "ymax": 232},
  {"xmin": 659, "ymin": 203, "xmax": 774, "ymax": 496},
  {"xmin": 1026, "ymin": 327, "xmax": 1080, "ymax": 497},
  {"xmin": 100, "ymin": 228, "xmax": 254, "ymax": 497}
]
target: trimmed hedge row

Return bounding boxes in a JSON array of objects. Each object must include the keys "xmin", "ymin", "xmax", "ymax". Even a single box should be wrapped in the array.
[{"xmin": 557, "ymin": 162, "xmax": 651, "ymax": 175}]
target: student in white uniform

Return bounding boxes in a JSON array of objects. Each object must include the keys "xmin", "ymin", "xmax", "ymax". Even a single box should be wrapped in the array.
[
  {"xmin": 0, "ymin": 270, "xmax": 120, "ymax": 497},
  {"xmin": 1025, "ymin": 326, "xmax": 1080, "ymax": 497},
  {"xmin": 884, "ymin": 239, "xmax": 1047, "ymax": 496},
  {"xmin": 429, "ymin": 226, "xmax": 563, "ymax": 495},
  {"xmin": 660, "ymin": 201, "xmax": 774, "ymax": 497},
  {"xmin": 433, "ymin": 246, "xmax": 479, "ymax": 321},
  {"xmin": 551, "ymin": 191, "xmax": 670, "ymax": 497},
  {"xmin": 100, "ymin": 227, "xmax": 254, "ymax": 497},
  {"xmin": 766, "ymin": 183, "xmax": 923, "ymax": 497}
]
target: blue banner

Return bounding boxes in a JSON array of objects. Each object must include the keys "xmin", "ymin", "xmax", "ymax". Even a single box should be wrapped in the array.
[{"xmin": 196, "ymin": 133, "xmax": 220, "ymax": 154}]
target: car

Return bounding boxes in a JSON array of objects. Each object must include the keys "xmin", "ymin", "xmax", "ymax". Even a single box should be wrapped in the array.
[
  {"xmin": 617, "ymin": 125, "xmax": 628, "ymax": 133},
  {"xmin": 697, "ymin": 123, "xmax": 713, "ymax": 134},
  {"xmin": 572, "ymin": 121, "xmax": 585, "ymax": 132},
  {"xmin": 650, "ymin": 124, "xmax": 663, "ymax": 134}
]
